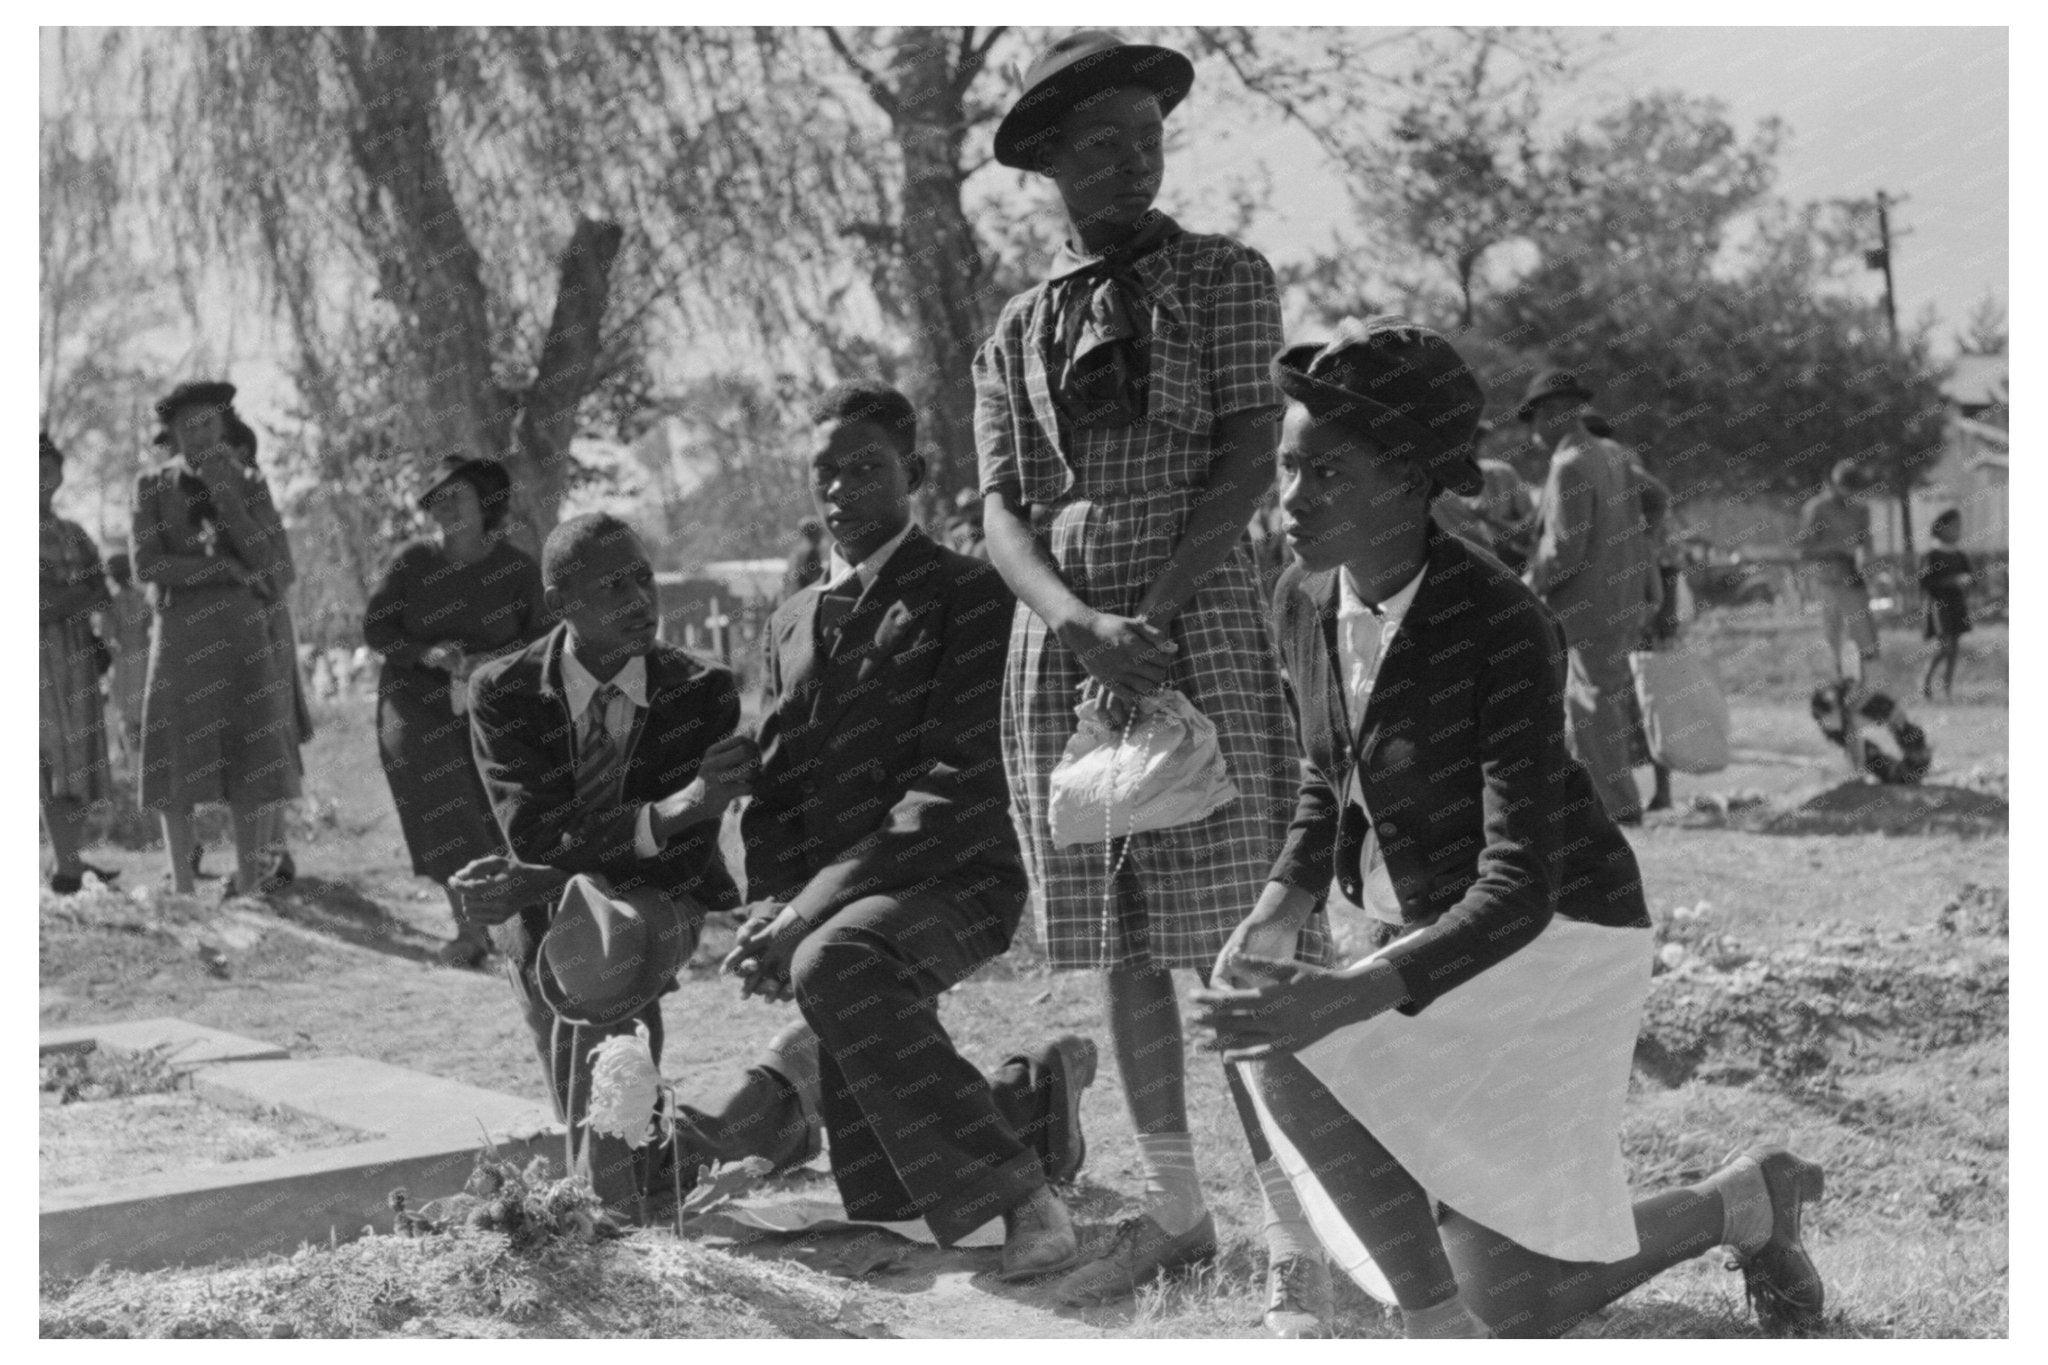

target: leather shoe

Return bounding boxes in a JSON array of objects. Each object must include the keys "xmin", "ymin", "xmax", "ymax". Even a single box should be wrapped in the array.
[
  {"xmin": 1728, "ymin": 1144, "xmax": 1827, "ymax": 1335},
  {"xmin": 1263, "ymin": 1253, "xmax": 1334, "ymax": 1338},
  {"xmin": 998, "ymin": 1184, "xmax": 1083, "ymax": 1282},
  {"xmin": 1056, "ymin": 1211, "xmax": 1218, "ymax": 1305},
  {"xmin": 1022, "ymin": 1033, "xmax": 1097, "ymax": 1184}
]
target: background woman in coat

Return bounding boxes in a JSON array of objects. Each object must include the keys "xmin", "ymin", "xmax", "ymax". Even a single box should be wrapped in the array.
[
  {"xmin": 363, "ymin": 456, "xmax": 548, "ymax": 966},
  {"xmin": 40, "ymin": 431, "xmax": 116, "ymax": 894},
  {"xmin": 224, "ymin": 414, "xmax": 314, "ymax": 888},
  {"xmin": 132, "ymin": 381, "xmax": 303, "ymax": 897}
]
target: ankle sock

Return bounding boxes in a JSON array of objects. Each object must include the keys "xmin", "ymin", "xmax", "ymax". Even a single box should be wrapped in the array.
[
  {"xmin": 1402, "ymin": 1295, "xmax": 1491, "ymax": 1339},
  {"xmin": 1698, "ymin": 1156, "xmax": 1771, "ymax": 1254},
  {"xmin": 1254, "ymin": 1157, "xmax": 1322, "ymax": 1264},
  {"xmin": 1135, "ymin": 1131, "xmax": 1205, "ymax": 1236}
]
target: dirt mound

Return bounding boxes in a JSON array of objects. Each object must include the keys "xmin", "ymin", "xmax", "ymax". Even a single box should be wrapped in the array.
[
  {"xmin": 1677, "ymin": 778, "xmax": 2010, "ymax": 837},
  {"xmin": 40, "ymin": 1231, "xmax": 871, "ymax": 1339},
  {"xmin": 1635, "ymin": 910, "xmax": 2007, "ymax": 1088}
]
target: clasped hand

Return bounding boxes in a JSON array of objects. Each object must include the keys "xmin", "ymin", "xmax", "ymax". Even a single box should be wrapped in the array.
[
  {"xmin": 1190, "ymin": 957, "xmax": 1363, "ymax": 1063},
  {"xmin": 720, "ymin": 902, "xmax": 808, "ymax": 1002},
  {"xmin": 1058, "ymin": 609, "xmax": 1176, "ymax": 726}
]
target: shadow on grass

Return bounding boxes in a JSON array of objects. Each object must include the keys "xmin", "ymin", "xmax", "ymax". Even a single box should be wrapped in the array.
[{"xmin": 266, "ymin": 875, "xmax": 448, "ymax": 966}]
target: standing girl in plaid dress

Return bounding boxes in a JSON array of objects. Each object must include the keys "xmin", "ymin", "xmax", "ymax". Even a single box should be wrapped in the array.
[{"xmin": 975, "ymin": 31, "xmax": 1333, "ymax": 1333}]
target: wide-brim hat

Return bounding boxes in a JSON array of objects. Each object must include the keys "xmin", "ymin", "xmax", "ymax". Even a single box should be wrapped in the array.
[
  {"xmin": 154, "ymin": 380, "xmax": 238, "ymax": 426},
  {"xmin": 995, "ymin": 30, "xmax": 1195, "ymax": 171},
  {"xmin": 1272, "ymin": 315, "xmax": 1486, "ymax": 498},
  {"xmin": 535, "ymin": 875, "xmax": 696, "ymax": 1030},
  {"xmin": 417, "ymin": 454, "xmax": 512, "ymax": 510},
  {"xmin": 1512, "ymin": 368, "xmax": 1595, "ymax": 422}
]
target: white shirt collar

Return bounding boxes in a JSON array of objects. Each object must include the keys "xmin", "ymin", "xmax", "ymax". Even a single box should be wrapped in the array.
[
  {"xmin": 824, "ymin": 523, "xmax": 914, "ymax": 592},
  {"xmin": 1338, "ymin": 559, "xmax": 1428, "ymax": 628},
  {"xmin": 559, "ymin": 645, "xmax": 647, "ymax": 722}
]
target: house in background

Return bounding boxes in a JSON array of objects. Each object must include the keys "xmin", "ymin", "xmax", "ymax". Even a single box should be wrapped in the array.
[{"xmin": 1871, "ymin": 351, "xmax": 2008, "ymax": 556}]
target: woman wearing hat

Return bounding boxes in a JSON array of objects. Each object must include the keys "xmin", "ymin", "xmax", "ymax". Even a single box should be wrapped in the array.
[
  {"xmin": 1193, "ymin": 318, "xmax": 1826, "ymax": 1338},
  {"xmin": 132, "ymin": 382, "xmax": 306, "ymax": 897},
  {"xmin": 40, "ymin": 431, "xmax": 117, "ymax": 894},
  {"xmin": 974, "ymin": 31, "xmax": 1328, "ymax": 1327},
  {"xmin": 363, "ymin": 455, "xmax": 548, "ymax": 966},
  {"xmin": 222, "ymin": 412, "xmax": 314, "ymax": 888}
]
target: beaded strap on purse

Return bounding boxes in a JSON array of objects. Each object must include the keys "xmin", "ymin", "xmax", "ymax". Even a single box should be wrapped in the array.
[{"xmin": 1097, "ymin": 710, "xmax": 1144, "ymax": 950}]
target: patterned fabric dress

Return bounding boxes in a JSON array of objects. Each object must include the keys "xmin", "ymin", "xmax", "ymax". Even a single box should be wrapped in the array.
[
  {"xmin": 39, "ymin": 513, "xmax": 111, "ymax": 805},
  {"xmin": 132, "ymin": 464, "xmax": 304, "ymax": 811},
  {"xmin": 975, "ymin": 230, "xmax": 1325, "ymax": 971}
]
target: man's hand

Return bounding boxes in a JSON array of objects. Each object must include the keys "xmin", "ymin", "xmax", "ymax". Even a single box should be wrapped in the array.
[
  {"xmin": 446, "ymin": 854, "xmax": 571, "ymax": 927},
  {"xmin": 695, "ymin": 734, "xmax": 761, "ymax": 807},
  {"xmin": 651, "ymin": 735, "xmax": 761, "ymax": 843},
  {"xmin": 720, "ymin": 902, "xmax": 809, "ymax": 1002}
]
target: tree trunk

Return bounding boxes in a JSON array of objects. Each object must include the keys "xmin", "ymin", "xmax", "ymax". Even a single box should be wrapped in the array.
[
  {"xmin": 342, "ymin": 29, "xmax": 513, "ymax": 468},
  {"xmin": 882, "ymin": 28, "xmax": 994, "ymax": 509},
  {"xmin": 513, "ymin": 217, "xmax": 625, "ymax": 546},
  {"xmin": 339, "ymin": 28, "xmax": 621, "ymax": 553}
]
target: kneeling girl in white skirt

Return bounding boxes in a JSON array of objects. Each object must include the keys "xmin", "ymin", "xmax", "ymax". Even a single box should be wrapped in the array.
[{"xmin": 1193, "ymin": 317, "xmax": 1828, "ymax": 1340}]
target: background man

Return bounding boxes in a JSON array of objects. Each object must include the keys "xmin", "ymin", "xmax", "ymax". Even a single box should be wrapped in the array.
[
  {"xmin": 1796, "ymin": 458, "xmax": 1881, "ymax": 686},
  {"xmin": 1517, "ymin": 370, "xmax": 1662, "ymax": 825}
]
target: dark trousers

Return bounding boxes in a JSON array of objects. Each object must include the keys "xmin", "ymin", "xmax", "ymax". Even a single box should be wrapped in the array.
[
  {"xmin": 495, "ymin": 903, "xmax": 670, "ymax": 1213},
  {"xmin": 790, "ymin": 874, "xmax": 1040, "ymax": 1246}
]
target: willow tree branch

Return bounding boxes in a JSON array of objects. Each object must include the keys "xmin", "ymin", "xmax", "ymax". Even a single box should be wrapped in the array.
[{"xmin": 824, "ymin": 27, "xmax": 900, "ymax": 120}]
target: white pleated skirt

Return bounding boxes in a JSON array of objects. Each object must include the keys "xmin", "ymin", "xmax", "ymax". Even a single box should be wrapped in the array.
[{"xmin": 1245, "ymin": 916, "xmax": 1656, "ymax": 1304}]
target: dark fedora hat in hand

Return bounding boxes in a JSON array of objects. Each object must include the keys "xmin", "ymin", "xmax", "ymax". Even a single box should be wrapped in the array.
[
  {"xmin": 1512, "ymin": 368, "xmax": 1596, "ymax": 422},
  {"xmin": 995, "ymin": 29, "xmax": 1195, "ymax": 171},
  {"xmin": 536, "ymin": 875, "xmax": 697, "ymax": 1030},
  {"xmin": 154, "ymin": 379, "xmax": 238, "ymax": 426},
  {"xmin": 1273, "ymin": 315, "xmax": 1488, "ymax": 498},
  {"xmin": 417, "ymin": 453, "xmax": 512, "ymax": 511}
]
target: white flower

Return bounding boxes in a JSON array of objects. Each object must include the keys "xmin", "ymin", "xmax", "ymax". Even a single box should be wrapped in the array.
[{"xmin": 583, "ymin": 1022, "xmax": 661, "ymax": 1149}]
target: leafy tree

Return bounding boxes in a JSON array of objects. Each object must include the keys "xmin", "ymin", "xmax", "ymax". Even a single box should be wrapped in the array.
[{"xmin": 59, "ymin": 24, "xmax": 1563, "ymax": 557}]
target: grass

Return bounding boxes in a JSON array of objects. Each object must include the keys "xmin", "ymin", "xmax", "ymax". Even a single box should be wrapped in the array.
[{"xmin": 38, "ymin": 613, "xmax": 2007, "ymax": 1337}]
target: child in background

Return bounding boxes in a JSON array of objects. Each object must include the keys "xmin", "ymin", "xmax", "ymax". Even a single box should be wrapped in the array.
[{"xmin": 1917, "ymin": 509, "xmax": 1973, "ymax": 702}]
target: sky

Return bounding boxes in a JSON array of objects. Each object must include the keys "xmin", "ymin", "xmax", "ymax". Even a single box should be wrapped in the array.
[{"xmin": 1186, "ymin": 26, "xmax": 2007, "ymax": 346}]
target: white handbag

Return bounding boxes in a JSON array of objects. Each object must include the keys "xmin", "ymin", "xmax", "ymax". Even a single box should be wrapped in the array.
[{"xmin": 1047, "ymin": 688, "xmax": 1239, "ymax": 849}]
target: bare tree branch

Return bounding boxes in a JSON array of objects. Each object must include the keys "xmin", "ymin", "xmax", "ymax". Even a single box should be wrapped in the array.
[{"xmin": 825, "ymin": 27, "xmax": 900, "ymax": 120}]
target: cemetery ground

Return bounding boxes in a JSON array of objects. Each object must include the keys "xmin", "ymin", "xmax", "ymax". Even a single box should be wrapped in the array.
[{"xmin": 40, "ymin": 612, "xmax": 2008, "ymax": 1338}]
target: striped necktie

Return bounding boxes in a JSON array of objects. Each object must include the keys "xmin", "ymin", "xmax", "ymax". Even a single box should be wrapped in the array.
[{"xmin": 574, "ymin": 681, "xmax": 628, "ymax": 814}]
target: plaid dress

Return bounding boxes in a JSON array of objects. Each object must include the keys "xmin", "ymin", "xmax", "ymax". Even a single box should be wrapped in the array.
[{"xmin": 975, "ymin": 231, "xmax": 1327, "ymax": 971}]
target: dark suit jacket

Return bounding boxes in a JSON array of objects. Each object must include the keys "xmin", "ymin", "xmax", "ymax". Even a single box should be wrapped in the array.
[
  {"xmin": 468, "ymin": 624, "xmax": 742, "ymax": 932},
  {"xmin": 742, "ymin": 527, "xmax": 1025, "ymax": 929},
  {"xmin": 1269, "ymin": 523, "xmax": 1649, "ymax": 1015}
]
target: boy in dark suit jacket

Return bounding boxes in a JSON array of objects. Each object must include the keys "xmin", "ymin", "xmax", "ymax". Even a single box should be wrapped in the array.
[
  {"xmin": 726, "ymin": 381, "xmax": 1091, "ymax": 1279},
  {"xmin": 456, "ymin": 513, "xmax": 780, "ymax": 1212},
  {"xmin": 1191, "ymin": 319, "xmax": 1826, "ymax": 1338}
]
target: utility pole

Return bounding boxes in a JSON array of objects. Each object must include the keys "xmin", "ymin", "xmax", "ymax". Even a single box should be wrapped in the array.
[
  {"xmin": 1863, "ymin": 190, "xmax": 1914, "ymax": 558},
  {"xmin": 1866, "ymin": 191, "xmax": 1900, "ymax": 345}
]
